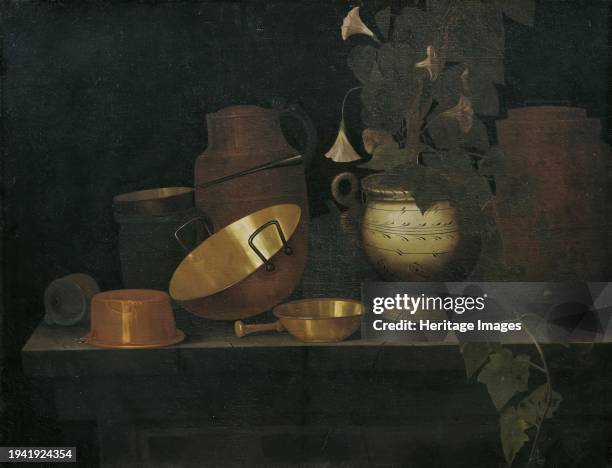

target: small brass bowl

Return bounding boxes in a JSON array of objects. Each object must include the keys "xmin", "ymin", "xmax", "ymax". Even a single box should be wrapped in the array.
[
  {"xmin": 273, "ymin": 299, "xmax": 363, "ymax": 343},
  {"xmin": 86, "ymin": 290, "xmax": 184, "ymax": 349}
]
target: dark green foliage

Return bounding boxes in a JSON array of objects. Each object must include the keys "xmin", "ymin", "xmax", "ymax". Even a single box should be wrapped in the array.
[{"xmin": 343, "ymin": 0, "xmax": 534, "ymax": 248}]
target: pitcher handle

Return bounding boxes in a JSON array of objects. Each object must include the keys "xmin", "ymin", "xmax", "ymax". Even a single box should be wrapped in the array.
[
  {"xmin": 248, "ymin": 220, "xmax": 293, "ymax": 272},
  {"xmin": 331, "ymin": 172, "xmax": 361, "ymax": 209},
  {"xmin": 280, "ymin": 103, "xmax": 318, "ymax": 169},
  {"xmin": 174, "ymin": 216, "xmax": 213, "ymax": 254}
]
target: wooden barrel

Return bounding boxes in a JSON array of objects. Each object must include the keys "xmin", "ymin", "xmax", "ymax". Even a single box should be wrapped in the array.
[{"xmin": 495, "ymin": 106, "xmax": 610, "ymax": 280}]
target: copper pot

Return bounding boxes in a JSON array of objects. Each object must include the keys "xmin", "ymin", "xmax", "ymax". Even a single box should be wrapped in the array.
[
  {"xmin": 194, "ymin": 105, "xmax": 316, "ymax": 303},
  {"xmin": 86, "ymin": 290, "xmax": 184, "ymax": 349},
  {"xmin": 169, "ymin": 204, "xmax": 302, "ymax": 320}
]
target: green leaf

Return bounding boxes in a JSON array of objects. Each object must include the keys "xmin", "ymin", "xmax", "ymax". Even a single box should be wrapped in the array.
[
  {"xmin": 348, "ymin": 45, "xmax": 378, "ymax": 84},
  {"xmin": 473, "ymin": 61, "xmax": 505, "ymax": 86},
  {"xmin": 478, "ymin": 146, "xmax": 506, "ymax": 178},
  {"xmin": 443, "ymin": 2, "xmax": 506, "ymax": 88},
  {"xmin": 426, "ymin": 0, "xmax": 451, "ymax": 17},
  {"xmin": 375, "ymin": 7, "xmax": 392, "ymax": 40},
  {"xmin": 432, "ymin": 65, "xmax": 465, "ymax": 111},
  {"xmin": 497, "ymin": 0, "xmax": 536, "ymax": 26},
  {"xmin": 517, "ymin": 385, "xmax": 563, "ymax": 427},
  {"xmin": 477, "ymin": 349, "xmax": 530, "ymax": 410},
  {"xmin": 461, "ymin": 342, "xmax": 502, "ymax": 379},
  {"xmin": 445, "ymin": 2, "xmax": 505, "ymax": 61},
  {"xmin": 392, "ymin": 7, "xmax": 434, "ymax": 50},
  {"xmin": 369, "ymin": 62, "xmax": 385, "ymax": 83},
  {"xmin": 359, "ymin": 143, "xmax": 423, "ymax": 171},
  {"xmin": 500, "ymin": 406, "xmax": 531, "ymax": 466},
  {"xmin": 426, "ymin": 115, "xmax": 490, "ymax": 153},
  {"xmin": 361, "ymin": 80, "xmax": 411, "ymax": 133},
  {"xmin": 469, "ymin": 72, "xmax": 500, "ymax": 116},
  {"xmin": 377, "ymin": 43, "xmax": 418, "ymax": 83}
]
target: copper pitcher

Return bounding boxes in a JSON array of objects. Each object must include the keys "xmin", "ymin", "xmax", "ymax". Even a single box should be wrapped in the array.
[{"xmin": 193, "ymin": 104, "xmax": 316, "ymax": 318}]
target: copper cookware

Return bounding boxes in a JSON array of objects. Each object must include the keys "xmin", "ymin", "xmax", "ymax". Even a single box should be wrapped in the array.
[
  {"xmin": 86, "ymin": 290, "xmax": 184, "ymax": 349},
  {"xmin": 113, "ymin": 187, "xmax": 194, "ymax": 216},
  {"xmin": 194, "ymin": 105, "xmax": 315, "ymax": 307},
  {"xmin": 169, "ymin": 204, "xmax": 302, "ymax": 320},
  {"xmin": 113, "ymin": 186, "xmax": 210, "ymax": 290},
  {"xmin": 234, "ymin": 298, "xmax": 364, "ymax": 343}
]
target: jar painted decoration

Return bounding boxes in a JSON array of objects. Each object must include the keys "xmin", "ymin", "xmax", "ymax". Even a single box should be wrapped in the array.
[{"xmin": 335, "ymin": 173, "xmax": 461, "ymax": 281}]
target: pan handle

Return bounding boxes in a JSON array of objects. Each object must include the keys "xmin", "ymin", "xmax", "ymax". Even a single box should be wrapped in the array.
[
  {"xmin": 248, "ymin": 220, "xmax": 293, "ymax": 272},
  {"xmin": 234, "ymin": 320, "xmax": 285, "ymax": 338},
  {"xmin": 174, "ymin": 216, "xmax": 213, "ymax": 254}
]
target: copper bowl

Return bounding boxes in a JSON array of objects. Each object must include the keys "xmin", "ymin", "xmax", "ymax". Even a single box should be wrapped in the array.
[
  {"xmin": 86, "ymin": 290, "xmax": 184, "ymax": 349},
  {"xmin": 235, "ymin": 298, "xmax": 364, "ymax": 343},
  {"xmin": 113, "ymin": 187, "xmax": 194, "ymax": 216}
]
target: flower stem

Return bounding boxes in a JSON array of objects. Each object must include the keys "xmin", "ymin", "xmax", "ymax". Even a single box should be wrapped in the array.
[
  {"xmin": 341, "ymin": 86, "xmax": 364, "ymax": 124},
  {"xmin": 529, "ymin": 362, "xmax": 547, "ymax": 374}
]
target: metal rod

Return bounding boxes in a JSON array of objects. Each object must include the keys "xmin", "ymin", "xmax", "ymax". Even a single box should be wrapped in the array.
[{"xmin": 196, "ymin": 153, "xmax": 303, "ymax": 189}]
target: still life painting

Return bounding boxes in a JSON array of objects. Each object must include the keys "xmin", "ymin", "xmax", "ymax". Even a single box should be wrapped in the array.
[{"xmin": 1, "ymin": 0, "xmax": 611, "ymax": 466}]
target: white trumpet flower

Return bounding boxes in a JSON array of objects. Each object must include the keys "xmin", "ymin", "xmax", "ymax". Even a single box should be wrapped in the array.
[
  {"xmin": 442, "ymin": 95, "xmax": 474, "ymax": 134},
  {"xmin": 341, "ymin": 7, "xmax": 376, "ymax": 41},
  {"xmin": 415, "ymin": 45, "xmax": 443, "ymax": 81},
  {"xmin": 325, "ymin": 122, "xmax": 362, "ymax": 163}
]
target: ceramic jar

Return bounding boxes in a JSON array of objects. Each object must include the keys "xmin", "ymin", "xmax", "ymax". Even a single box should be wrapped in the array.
[
  {"xmin": 334, "ymin": 172, "xmax": 461, "ymax": 281},
  {"xmin": 495, "ymin": 106, "xmax": 610, "ymax": 280}
]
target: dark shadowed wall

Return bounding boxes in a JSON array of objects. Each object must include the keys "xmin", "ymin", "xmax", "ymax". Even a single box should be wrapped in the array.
[{"xmin": 0, "ymin": 0, "xmax": 609, "ymax": 454}]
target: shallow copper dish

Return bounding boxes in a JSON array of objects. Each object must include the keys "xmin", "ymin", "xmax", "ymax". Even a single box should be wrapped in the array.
[
  {"xmin": 169, "ymin": 204, "xmax": 302, "ymax": 321},
  {"xmin": 235, "ymin": 298, "xmax": 363, "ymax": 343},
  {"xmin": 113, "ymin": 187, "xmax": 194, "ymax": 216},
  {"xmin": 86, "ymin": 290, "xmax": 184, "ymax": 349}
]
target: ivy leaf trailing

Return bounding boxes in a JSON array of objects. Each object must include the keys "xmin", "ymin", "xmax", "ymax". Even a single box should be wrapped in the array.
[
  {"xmin": 460, "ymin": 342, "xmax": 502, "ymax": 379},
  {"xmin": 477, "ymin": 349, "xmax": 531, "ymax": 411},
  {"xmin": 500, "ymin": 406, "xmax": 532, "ymax": 466},
  {"xmin": 460, "ymin": 315, "xmax": 562, "ymax": 466},
  {"xmin": 517, "ymin": 384, "xmax": 563, "ymax": 427}
]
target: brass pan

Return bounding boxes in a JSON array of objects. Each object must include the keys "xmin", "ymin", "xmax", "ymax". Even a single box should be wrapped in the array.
[
  {"xmin": 113, "ymin": 187, "xmax": 194, "ymax": 216},
  {"xmin": 169, "ymin": 204, "xmax": 302, "ymax": 320},
  {"xmin": 235, "ymin": 298, "xmax": 363, "ymax": 343}
]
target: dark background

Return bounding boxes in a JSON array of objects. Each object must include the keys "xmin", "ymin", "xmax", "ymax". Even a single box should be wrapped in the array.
[{"xmin": 0, "ymin": 0, "xmax": 610, "ymax": 461}]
